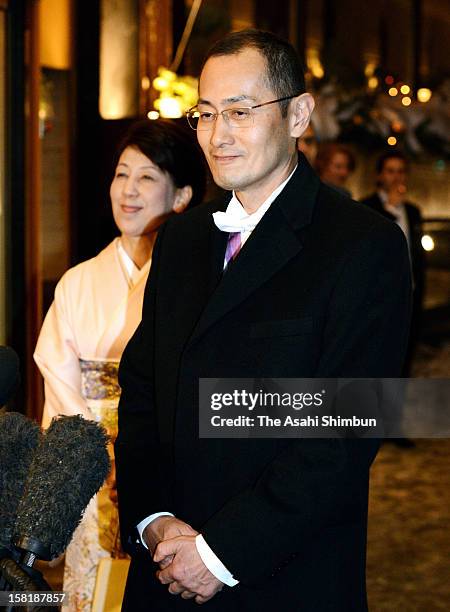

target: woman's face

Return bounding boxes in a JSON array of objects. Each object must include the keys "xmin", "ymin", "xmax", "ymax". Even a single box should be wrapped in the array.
[
  {"xmin": 110, "ymin": 146, "xmax": 180, "ymax": 237},
  {"xmin": 322, "ymin": 152, "xmax": 352, "ymax": 187}
]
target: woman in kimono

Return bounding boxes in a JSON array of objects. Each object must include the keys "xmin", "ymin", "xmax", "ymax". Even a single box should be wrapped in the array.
[{"xmin": 34, "ymin": 119, "xmax": 206, "ymax": 611}]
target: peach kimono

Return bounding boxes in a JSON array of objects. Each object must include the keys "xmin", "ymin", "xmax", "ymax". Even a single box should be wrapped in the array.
[{"xmin": 34, "ymin": 238, "xmax": 150, "ymax": 611}]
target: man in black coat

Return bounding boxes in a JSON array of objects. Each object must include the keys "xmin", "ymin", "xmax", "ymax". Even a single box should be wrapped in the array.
[
  {"xmin": 361, "ymin": 152, "xmax": 425, "ymax": 371},
  {"xmin": 116, "ymin": 30, "xmax": 412, "ymax": 611}
]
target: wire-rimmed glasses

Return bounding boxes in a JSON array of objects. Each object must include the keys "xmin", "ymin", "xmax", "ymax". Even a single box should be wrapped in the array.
[{"xmin": 186, "ymin": 94, "xmax": 300, "ymax": 130}]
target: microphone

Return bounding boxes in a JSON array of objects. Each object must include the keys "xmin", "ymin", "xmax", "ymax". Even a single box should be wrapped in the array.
[
  {"xmin": 0, "ymin": 412, "xmax": 42, "ymax": 553},
  {"xmin": 0, "ymin": 556, "xmax": 50, "ymax": 591},
  {"xmin": 13, "ymin": 415, "xmax": 110, "ymax": 566},
  {"xmin": 0, "ymin": 346, "xmax": 20, "ymax": 406}
]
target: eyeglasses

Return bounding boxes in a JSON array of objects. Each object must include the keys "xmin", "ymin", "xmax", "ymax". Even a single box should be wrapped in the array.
[{"xmin": 186, "ymin": 94, "xmax": 300, "ymax": 130}]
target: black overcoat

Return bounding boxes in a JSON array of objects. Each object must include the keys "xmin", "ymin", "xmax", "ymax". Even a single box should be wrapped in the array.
[{"xmin": 116, "ymin": 158, "xmax": 412, "ymax": 611}]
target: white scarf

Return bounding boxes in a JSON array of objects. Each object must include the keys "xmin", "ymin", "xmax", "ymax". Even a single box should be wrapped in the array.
[{"xmin": 212, "ymin": 165, "xmax": 297, "ymax": 234}]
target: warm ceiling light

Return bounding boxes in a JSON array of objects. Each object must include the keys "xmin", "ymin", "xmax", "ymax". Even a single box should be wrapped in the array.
[
  {"xmin": 417, "ymin": 88, "xmax": 432, "ymax": 103},
  {"xmin": 402, "ymin": 96, "xmax": 412, "ymax": 106},
  {"xmin": 368, "ymin": 77, "xmax": 378, "ymax": 89},
  {"xmin": 387, "ymin": 136, "xmax": 397, "ymax": 146},
  {"xmin": 388, "ymin": 87, "xmax": 398, "ymax": 97},
  {"xmin": 306, "ymin": 48, "xmax": 325, "ymax": 79},
  {"xmin": 159, "ymin": 97, "xmax": 183, "ymax": 118},
  {"xmin": 421, "ymin": 235, "xmax": 435, "ymax": 251},
  {"xmin": 147, "ymin": 110, "xmax": 160, "ymax": 120},
  {"xmin": 153, "ymin": 77, "xmax": 169, "ymax": 92},
  {"xmin": 400, "ymin": 85, "xmax": 410, "ymax": 95},
  {"xmin": 365, "ymin": 62, "xmax": 376, "ymax": 77}
]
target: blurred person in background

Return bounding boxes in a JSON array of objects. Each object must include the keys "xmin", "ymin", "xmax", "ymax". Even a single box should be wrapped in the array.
[
  {"xmin": 315, "ymin": 142, "xmax": 356, "ymax": 197},
  {"xmin": 34, "ymin": 119, "xmax": 206, "ymax": 611},
  {"xmin": 297, "ymin": 123, "xmax": 318, "ymax": 164},
  {"xmin": 361, "ymin": 151, "xmax": 425, "ymax": 375}
]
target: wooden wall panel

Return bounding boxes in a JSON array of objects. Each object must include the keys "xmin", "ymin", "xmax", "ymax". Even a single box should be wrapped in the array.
[
  {"xmin": 139, "ymin": 0, "xmax": 173, "ymax": 114},
  {"xmin": 25, "ymin": 0, "xmax": 43, "ymax": 419}
]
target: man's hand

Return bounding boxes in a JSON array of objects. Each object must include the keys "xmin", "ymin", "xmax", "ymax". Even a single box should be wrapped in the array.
[
  {"xmin": 154, "ymin": 535, "xmax": 224, "ymax": 604},
  {"xmin": 143, "ymin": 516, "xmax": 198, "ymax": 567}
]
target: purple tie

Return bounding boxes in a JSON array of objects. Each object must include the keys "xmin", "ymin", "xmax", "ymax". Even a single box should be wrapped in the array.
[{"xmin": 224, "ymin": 232, "xmax": 242, "ymax": 268}]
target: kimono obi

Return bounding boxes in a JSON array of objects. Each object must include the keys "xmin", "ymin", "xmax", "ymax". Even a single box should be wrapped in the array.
[{"xmin": 80, "ymin": 359, "xmax": 121, "ymax": 436}]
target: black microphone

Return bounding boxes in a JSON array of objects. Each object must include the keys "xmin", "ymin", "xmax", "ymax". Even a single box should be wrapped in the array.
[
  {"xmin": 0, "ymin": 346, "xmax": 20, "ymax": 406},
  {"xmin": 0, "ymin": 412, "xmax": 42, "ymax": 553},
  {"xmin": 13, "ymin": 415, "xmax": 110, "ymax": 566}
]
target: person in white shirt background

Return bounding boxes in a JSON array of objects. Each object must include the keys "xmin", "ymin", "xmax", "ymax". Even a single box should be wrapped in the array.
[{"xmin": 361, "ymin": 151, "xmax": 426, "ymax": 376}]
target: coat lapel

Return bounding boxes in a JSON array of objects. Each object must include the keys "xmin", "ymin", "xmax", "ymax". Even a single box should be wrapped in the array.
[
  {"xmin": 209, "ymin": 219, "xmax": 229, "ymax": 293},
  {"xmin": 188, "ymin": 157, "xmax": 320, "ymax": 347}
]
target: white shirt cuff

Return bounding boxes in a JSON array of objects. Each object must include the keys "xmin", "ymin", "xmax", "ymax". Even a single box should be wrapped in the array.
[
  {"xmin": 195, "ymin": 534, "xmax": 239, "ymax": 587},
  {"xmin": 136, "ymin": 512, "xmax": 174, "ymax": 549}
]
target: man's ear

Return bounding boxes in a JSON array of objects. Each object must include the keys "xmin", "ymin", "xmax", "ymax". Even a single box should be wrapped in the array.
[
  {"xmin": 289, "ymin": 93, "xmax": 315, "ymax": 139},
  {"xmin": 172, "ymin": 185, "xmax": 193, "ymax": 213}
]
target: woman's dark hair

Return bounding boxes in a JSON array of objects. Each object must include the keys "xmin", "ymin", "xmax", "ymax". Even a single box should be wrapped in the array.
[
  {"xmin": 115, "ymin": 118, "xmax": 207, "ymax": 208},
  {"xmin": 204, "ymin": 29, "xmax": 306, "ymax": 117}
]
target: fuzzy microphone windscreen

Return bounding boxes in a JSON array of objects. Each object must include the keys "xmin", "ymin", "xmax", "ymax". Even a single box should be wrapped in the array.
[
  {"xmin": 0, "ymin": 412, "xmax": 42, "ymax": 550},
  {"xmin": 13, "ymin": 415, "xmax": 110, "ymax": 560}
]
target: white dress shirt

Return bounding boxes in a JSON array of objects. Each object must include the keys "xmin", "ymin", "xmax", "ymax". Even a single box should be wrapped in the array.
[
  {"xmin": 378, "ymin": 190, "xmax": 410, "ymax": 249},
  {"xmin": 136, "ymin": 163, "xmax": 298, "ymax": 587}
]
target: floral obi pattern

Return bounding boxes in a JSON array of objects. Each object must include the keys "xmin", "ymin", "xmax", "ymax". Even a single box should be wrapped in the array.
[{"xmin": 79, "ymin": 359, "xmax": 121, "ymax": 436}]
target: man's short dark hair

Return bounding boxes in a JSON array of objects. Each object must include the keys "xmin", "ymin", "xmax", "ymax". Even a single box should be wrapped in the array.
[
  {"xmin": 203, "ymin": 29, "xmax": 306, "ymax": 117},
  {"xmin": 376, "ymin": 151, "xmax": 409, "ymax": 174}
]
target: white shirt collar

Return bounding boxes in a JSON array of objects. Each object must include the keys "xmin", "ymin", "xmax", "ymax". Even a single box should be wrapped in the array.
[
  {"xmin": 212, "ymin": 164, "xmax": 297, "ymax": 234},
  {"xmin": 117, "ymin": 239, "xmax": 140, "ymax": 286},
  {"xmin": 378, "ymin": 191, "xmax": 410, "ymax": 244},
  {"xmin": 378, "ymin": 189, "xmax": 405, "ymax": 216}
]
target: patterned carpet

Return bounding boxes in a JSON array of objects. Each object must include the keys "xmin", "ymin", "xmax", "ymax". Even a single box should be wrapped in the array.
[
  {"xmin": 367, "ymin": 339, "xmax": 450, "ymax": 611},
  {"xmin": 367, "ymin": 439, "xmax": 450, "ymax": 611}
]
